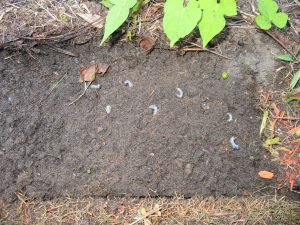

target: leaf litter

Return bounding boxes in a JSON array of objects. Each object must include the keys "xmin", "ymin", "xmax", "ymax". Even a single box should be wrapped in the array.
[{"xmin": 70, "ymin": 63, "xmax": 109, "ymax": 105}]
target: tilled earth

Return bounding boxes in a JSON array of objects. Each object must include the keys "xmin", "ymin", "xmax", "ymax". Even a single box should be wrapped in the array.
[{"xmin": 0, "ymin": 29, "xmax": 282, "ymax": 201}]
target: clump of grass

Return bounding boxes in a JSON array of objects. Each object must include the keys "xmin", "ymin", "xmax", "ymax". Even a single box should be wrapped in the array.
[{"xmin": 1, "ymin": 194, "xmax": 299, "ymax": 225}]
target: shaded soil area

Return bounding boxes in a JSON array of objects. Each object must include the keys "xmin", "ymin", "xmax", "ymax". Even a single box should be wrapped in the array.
[{"xmin": 0, "ymin": 29, "xmax": 283, "ymax": 201}]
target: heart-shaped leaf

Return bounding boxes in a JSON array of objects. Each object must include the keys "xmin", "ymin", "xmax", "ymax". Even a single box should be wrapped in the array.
[
  {"xmin": 198, "ymin": 0, "xmax": 237, "ymax": 48},
  {"xmin": 100, "ymin": 0, "xmax": 137, "ymax": 45},
  {"xmin": 255, "ymin": 0, "xmax": 288, "ymax": 30},
  {"xmin": 163, "ymin": 0, "xmax": 202, "ymax": 47}
]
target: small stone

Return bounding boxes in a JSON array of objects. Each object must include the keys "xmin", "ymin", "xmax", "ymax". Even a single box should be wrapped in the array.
[
  {"xmin": 97, "ymin": 127, "xmax": 104, "ymax": 133},
  {"xmin": 150, "ymin": 153, "xmax": 154, "ymax": 156},
  {"xmin": 184, "ymin": 163, "xmax": 193, "ymax": 176},
  {"xmin": 87, "ymin": 169, "xmax": 91, "ymax": 174}
]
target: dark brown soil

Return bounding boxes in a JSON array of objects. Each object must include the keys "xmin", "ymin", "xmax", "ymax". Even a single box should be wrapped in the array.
[{"xmin": 0, "ymin": 28, "xmax": 284, "ymax": 202}]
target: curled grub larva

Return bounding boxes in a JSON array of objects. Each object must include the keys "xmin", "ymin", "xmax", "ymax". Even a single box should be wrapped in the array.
[
  {"xmin": 124, "ymin": 80, "xmax": 133, "ymax": 87},
  {"xmin": 176, "ymin": 88, "xmax": 183, "ymax": 98},
  {"xmin": 149, "ymin": 105, "xmax": 158, "ymax": 115},
  {"xmin": 229, "ymin": 136, "xmax": 239, "ymax": 150},
  {"xmin": 105, "ymin": 105, "xmax": 111, "ymax": 114},
  {"xmin": 90, "ymin": 84, "xmax": 101, "ymax": 89},
  {"xmin": 226, "ymin": 113, "xmax": 233, "ymax": 122}
]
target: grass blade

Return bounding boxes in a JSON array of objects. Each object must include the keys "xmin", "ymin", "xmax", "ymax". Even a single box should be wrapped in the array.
[{"xmin": 260, "ymin": 109, "xmax": 269, "ymax": 136}]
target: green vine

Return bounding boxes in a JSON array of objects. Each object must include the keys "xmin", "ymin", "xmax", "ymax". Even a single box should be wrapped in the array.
[{"xmin": 100, "ymin": 0, "xmax": 288, "ymax": 48}]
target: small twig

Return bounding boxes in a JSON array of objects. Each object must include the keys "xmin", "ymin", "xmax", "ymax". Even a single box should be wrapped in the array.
[
  {"xmin": 263, "ymin": 30, "xmax": 296, "ymax": 58},
  {"xmin": 69, "ymin": 82, "xmax": 92, "ymax": 105},
  {"xmin": 182, "ymin": 47, "xmax": 232, "ymax": 60},
  {"xmin": 271, "ymin": 116, "xmax": 300, "ymax": 120},
  {"xmin": 47, "ymin": 45, "xmax": 78, "ymax": 57},
  {"xmin": 294, "ymin": 0, "xmax": 300, "ymax": 7},
  {"xmin": 252, "ymin": 185, "xmax": 273, "ymax": 195},
  {"xmin": 35, "ymin": 0, "xmax": 57, "ymax": 20},
  {"xmin": 185, "ymin": 42, "xmax": 232, "ymax": 60}
]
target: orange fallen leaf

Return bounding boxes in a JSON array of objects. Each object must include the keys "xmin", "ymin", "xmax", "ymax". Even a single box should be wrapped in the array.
[
  {"xmin": 139, "ymin": 36, "xmax": 156, "ymax": 54},
  {"xmin": 80, "ymin": 64, "xmax": 97, "ymax": 82},
  {"xmin": 288, "ymin": 125, "xmax": 300, "ymax": 134},
  {"xmin": 96, "ymin": 63, "xmax": 109, "ymax": 75},
  {"xmin": 80, "ymin": 63, "xmax": 109, "ymax": 82},
  {"xmin": 258, "ymin": 170, "xmax": 274, "ymax": 180}
]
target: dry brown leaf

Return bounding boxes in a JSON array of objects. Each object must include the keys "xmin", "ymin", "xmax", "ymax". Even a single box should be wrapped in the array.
[
  {"xmin": 79, "ymin": 63, "xmax": 109, "ymax": 82},
  {"xmin": 258, "ymin": 170, "xmax": 274, "ymax": 180},
  {"xmin": 139, "ymin": 36, "xmax": 156, "ymax": 54},
  {"xmin": 80, "ymin": 64, "xmax": 97, "ymax": 82},
  {"xmin": 96, "ymin": 63, "xmax": 109, "ymax": 75}
]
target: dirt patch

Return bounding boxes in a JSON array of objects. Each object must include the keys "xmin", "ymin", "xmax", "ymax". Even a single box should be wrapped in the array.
[{"xmin": 0, "ymin": 28, "xmax": 285, "ymax": 202}]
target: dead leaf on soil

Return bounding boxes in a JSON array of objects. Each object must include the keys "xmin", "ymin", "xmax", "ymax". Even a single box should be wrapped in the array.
[
  {"xmin": 77, "ymin": 13, "xmax": 103, "ymax": 29},
  {"xmin": 139, "ymin": 36, "xmax": 156, "ymax": 54},
  {"xmin": 80, "ymin": 64, "xmax": 97, "ymax": 82},
  {"xmin": 96, "ymin": 63, "xmax": 109, "ymax": 75},
  {"xmin": 258, "ymin": 170, "xmax": 274, "ymax": 180},
  {"xmin": 80, "ymin": 63, "xmax": 109, "ymax": 82}
]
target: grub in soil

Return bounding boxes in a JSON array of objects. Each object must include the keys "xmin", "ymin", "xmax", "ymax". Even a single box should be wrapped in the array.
[{"xmin": 0, "ymin": 29, "xmax": 282, "ymax": 201}]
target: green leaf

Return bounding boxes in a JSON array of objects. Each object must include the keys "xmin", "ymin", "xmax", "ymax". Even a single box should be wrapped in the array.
[
  {"xmin": 260, "ymin": 109, "xmax": 269, "ymax": 136},
  {"xmin": 263, "ymin": 137, "xmax": 280, "ymax": 147},
  {"xmin": 101, "ymin": 0, "xmax": 113, "ymax": 8},
  {"xmin": 100, "ymin": 0, "xmax": 137, "ymax": 45},
  {"xmin": 258, "ymin": 0, "xmax": 278, "ymax": 17},
  {"xmin": 275, "ymin": 54, "xmax": 293, "ymax": 62},
  {"xmin": 219, "ymin": 0, "xmax": 237, "ymax": 16},
  {"xmin": 131, "ymin": 0, "xmax": 143, "ymax": 14},
  {"xmin": 198, "ymin": 0, "xmax": 237, "ymax": 48},
  {"xmin": 163, "ymin": 0, "xmax": 202, "ymax": 47},
  {"xmin": 255, "ymin": 15, "xmax": 272, "ymax": 30},
  {"xmin": 256, "ymin": 0, "xmax": 288, "ymax": 30},
  {"xmin": 290, "ymin": 69, "xmax": 300, "ymax": 90},
  {"xmin": 272, "ymin": 12, "xmax": 288, "ymax": 28}
]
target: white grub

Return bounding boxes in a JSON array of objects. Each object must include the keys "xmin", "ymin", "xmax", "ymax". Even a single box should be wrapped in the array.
[
  {"xmin": 123, "ymin": 80, "xmax": 133, "ymax": 87},
  {"xmin": 149, "ymin": 105, "xmax": 158, "ymax": 115},
  {"xmin": 105, "ymin": 105, "xmax": 111, "ymax": 114},
  {"xmin": 90, "ymin": 84, "xmax": 101, "ymax": 89},
  {"xmin": 226, "ymin": 112, "xmax": 233, "ymax": 122},
  {"xmin": 176, "ymin": 88, "xmax": 183, "ymax": 98},
  {"xmin": 229, "ymin": 136, "xmax": 239, "ymax": 150}
]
